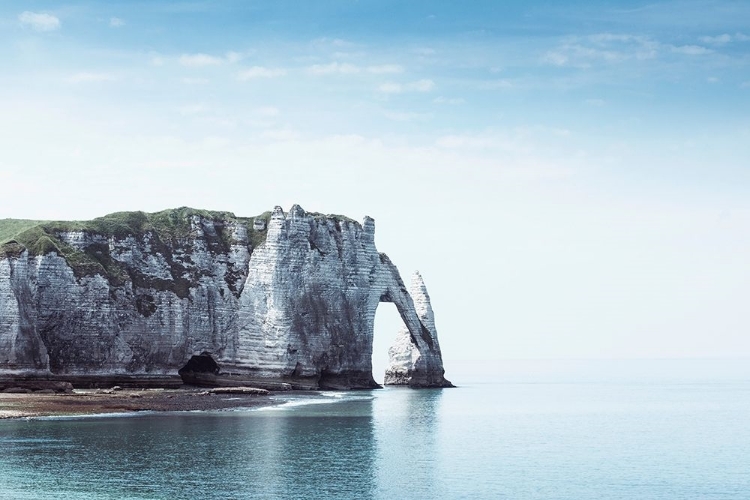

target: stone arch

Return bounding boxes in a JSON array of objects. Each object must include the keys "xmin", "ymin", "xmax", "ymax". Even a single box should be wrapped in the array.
[{"xmin": 370, "ymin": 256, "xmax": 452, "ymax": 388}]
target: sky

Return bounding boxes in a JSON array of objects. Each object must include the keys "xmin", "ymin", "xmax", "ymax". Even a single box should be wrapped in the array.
[{"xmin": 1, "ymin": 1, "xmax": 749, "ymax": 368}]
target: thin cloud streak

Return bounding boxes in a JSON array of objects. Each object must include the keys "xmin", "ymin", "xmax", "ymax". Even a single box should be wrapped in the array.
[
  {"xmin": 377, "ymin": 79, "xmax": 435, "ymax": 93},
  {"xmin": 306, "ymin": 63, "xmax": 403, "ymax": 75},
  {"xmin": 237, "ymin": 66, "xmax": 287, "ymax": 80},
  {"xmin": 65, "ymin": 72, "xmax": 117, "ymax": 83},
  {"xmin": 179, "ymin": 52, "xmax": 243, "ymax": 67}
]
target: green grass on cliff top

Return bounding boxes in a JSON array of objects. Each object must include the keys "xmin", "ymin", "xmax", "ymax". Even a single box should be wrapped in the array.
[
  {"xmin": 0, "ymin": 208, "xmax": 261, "ymax": 251},
  {"xmin": 0, "ymin": 207, "xmax": 359, "ymax": 255},
  {"xmin": 0, "ymin": 219, "xmax": 43, "ymax": 245},
  {"xmin": 0, "ymin": 208, "xmax": 273, "ymax": 283}
]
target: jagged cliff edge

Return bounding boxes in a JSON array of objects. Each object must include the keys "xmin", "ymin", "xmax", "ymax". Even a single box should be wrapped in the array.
[{"xmin": 0, "ymin": 205, "xmax": 452, "ymax": 390}]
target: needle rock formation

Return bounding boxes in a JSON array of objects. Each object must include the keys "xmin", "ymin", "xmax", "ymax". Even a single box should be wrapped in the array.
[{"xmin": 0, "ymin": 206, "xmax": 451, "ymax": 390}]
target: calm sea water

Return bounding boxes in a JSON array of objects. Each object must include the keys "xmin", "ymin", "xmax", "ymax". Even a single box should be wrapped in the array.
[{"xmin": 1, "ymin": 360, "xmax": 749, "ymax": 499}]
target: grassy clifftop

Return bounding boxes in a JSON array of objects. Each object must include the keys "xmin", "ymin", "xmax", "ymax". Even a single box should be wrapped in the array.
[
  {"xmin": 1, "ymin": 208, "xmax": 253, "ymax": 245},
  {"xmin": 0, "ymin": 206, "xmax": 357, "ymax": 259},
  {"xmin": 0, "ymin": 208, "xmax": 274, "ymax": 290},
  {"xmin": 0, "ymin": 206, "xmax": 361, "ymax": 296},
  {"xmin": 0, "ymin": 207, "xmax": 273, "ymax": 267},
  {"xmin": 0, "ymin": 219, "xmax": 43, "ymax": 245}
]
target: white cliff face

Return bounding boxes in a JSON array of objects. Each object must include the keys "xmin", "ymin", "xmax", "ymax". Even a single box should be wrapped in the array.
[
  {"xmin": 0, "ymin": 256, "xmax": 49, "ymax": 373},
  {"xmin": 0, "ymin": 206, "xmax": 451, "ymax": 389}
]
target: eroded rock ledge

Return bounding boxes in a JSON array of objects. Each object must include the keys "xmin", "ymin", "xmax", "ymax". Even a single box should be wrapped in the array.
[{"xmin": 0, "ymin": 206, "xmax": 451, "ymax": 390}]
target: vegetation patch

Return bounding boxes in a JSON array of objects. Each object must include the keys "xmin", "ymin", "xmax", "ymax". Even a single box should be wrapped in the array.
[
  {"xmin": 307, "ymin": 212, "xmax": 358, "ymax": 224},
  {"xmin": 0, "ymin": 207, "xmax": 276, "ymax": 286},
  {"xmin": 0, "ymin": 219, "xmax": 43, "ymax": 245},
  {"xmin": 0, "ymin": 207, "xmax": 356, "ymax": 290},
  {"xmin": 247, "ymin": 211, "xmax": 272, "ymax": 249}
]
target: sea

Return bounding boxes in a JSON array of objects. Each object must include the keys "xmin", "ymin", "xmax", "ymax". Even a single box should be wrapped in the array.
[{"xmin": 1, "ymin": 359, "xmax": 749, "ymax": 500}]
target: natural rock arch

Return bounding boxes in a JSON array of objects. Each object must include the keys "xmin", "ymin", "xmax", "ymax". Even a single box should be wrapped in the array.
[
  {"xmin": 0, "ymin": 205, "xmax": 451, "ymax": 390},
  {"xmin": 367, "ymin": 262, "xmax": 452, "ymax": 388}
]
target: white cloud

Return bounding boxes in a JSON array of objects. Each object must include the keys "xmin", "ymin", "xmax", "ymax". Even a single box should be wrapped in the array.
[
  {"xmin": 543, "ymin": 51, "xmax": 568, "ymax": 66},
  {"xmin": 409, "ymin": 79, "xmax": 435, "ymax": 92},
  {"xmin": 700, "ymin": 33, "xmax": 750, "ymax": 44},
  {"xmin": 256, "ymin": 106, "xmax": 280, "ymax": 117},
  {"xmin": 367, "ymin": 64, "xmax": 404, "ymax": 74},
  {"xmin": 331, "ymin": 50, "xmax": 367, "ymax": 59},
  {"xmin": 260, "ymin": 129, "xmax": 300, "ymax": 141},
  {"xmin": 433, "ymin": 96, "xmax": 465, "ymax": 105},
  {"xmin": 479, "ymin": 79, "xmax": 513, "ymax": 90},
  {"xmin": 672, "ymin": 45, "xmax": 713, "ymax": 55},
  {"xmin": 179, "ymin": 53, "xmax": 224, "ymax": 67},
  {"xmin": 700, "ymin": 34, "xmax": 731, "ymax": 44},
  {"xmin": 436, "ymin": 134, "xmax": 498, "ymax": 149},
  {"xmin": 65, "ymin": 72, "xmax": 117, "ymax": 84},
  {"xmin": 109, "ymin": 17, "xmax": 125, "ymax": 27},
  {"xmin": 307, "ymin": 62, "xmax": 404, "ymax": 75},
  {"xmin": 308, "ymin": 62, "xmax": 360, "ymax": 75},
  {"xmin": 225, "ymin": 51, "xmax": 243, "ymax": 64},
  {"xmin": 588, "ymin": 33, "xmax": 640, "ymax": 43},
  {"xmin": 382, "ymin": 110, "xmax": 428, "ymax": 122},
  {"xmin": 378, "ymin": 79, "xmax": 435, "ymax": 94},
  {"xmin": 585, "ymin": 98, "xmax": 606, "ymax": 107},
  {"xmin": 543, "ymin": 33, "xmax": 660, "ymax": 68},
  {"xmin": 178, "ymin": 104, "xmax": 209, "ymax": 116},
  {"xmin": 435, "ymin": 127, "xmax": 572, "ymax": 153},
  {"xmin": 377, "ymin": 82, "xmax": 402, "ymax": 93},
  {"xmin": 413, "ymin": 47, "xmax": 436, "ymax": 56},
  {"xmin": 311, "ymin": 37, "xmax": 355, "ymax": 49},
  {"xmin": 181, "ymin": 77, "xmax": 209, "ymax": 85},
  {"xmin": 237, "ymin": 66, "xmax": 287, "ymax": 80},
  {"xmin": 178, "ymin": 52, "xmax": 242, "ymax": 67},
  {"xmin": 707, "ymin": 77, "xmax": 719, "ymax": 83},
  {"xmin": 150, "ymin": 56, "xmax": 165, "ymax": 67},
  {"xmin": 18, "ymin": 11, "xmax": 60, "ymax": 32}
]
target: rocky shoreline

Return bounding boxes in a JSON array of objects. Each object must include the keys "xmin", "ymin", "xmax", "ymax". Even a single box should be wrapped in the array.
[{"xmin": 0, "ymin": 386, "xmax": 284, "ymax": 419}]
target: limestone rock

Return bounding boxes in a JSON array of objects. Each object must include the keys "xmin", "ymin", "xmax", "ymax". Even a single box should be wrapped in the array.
[
  {"xmin": 0, "ymin": 206, "xmax": 451, "ymax": 389},
  {"xmin": 208, "ymin": 387, "xmax": 269, "ymax": 395},
  {"xmin": 385, "ymin": 272, "xmax": 453, "ymax": 387}
]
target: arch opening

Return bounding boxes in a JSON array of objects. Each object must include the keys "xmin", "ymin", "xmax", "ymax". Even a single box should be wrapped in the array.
[{"xmin": 372, "ymin": 302, "xmax": 405, "ymax": 385}]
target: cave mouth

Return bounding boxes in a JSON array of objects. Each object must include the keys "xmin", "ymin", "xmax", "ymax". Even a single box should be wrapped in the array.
[{"xmin": 178, "ymin": 353, "xmax": 220, "ymax": 386}]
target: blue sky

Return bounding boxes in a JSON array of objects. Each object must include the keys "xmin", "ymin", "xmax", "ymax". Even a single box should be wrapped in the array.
[{"xmin": 1, "ymin": 1, "xmax": 749, "ymax": 366}]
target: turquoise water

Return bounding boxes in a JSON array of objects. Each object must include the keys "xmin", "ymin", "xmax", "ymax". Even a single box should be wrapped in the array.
[{"xmin": 1, "ymin": 360, "xmax": 750, "ymax": 499}]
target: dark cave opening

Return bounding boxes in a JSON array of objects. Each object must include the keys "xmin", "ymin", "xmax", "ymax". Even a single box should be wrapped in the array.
[{"xmin": 178, "ymin": 353, "xmax": 220, "ymax": 386}]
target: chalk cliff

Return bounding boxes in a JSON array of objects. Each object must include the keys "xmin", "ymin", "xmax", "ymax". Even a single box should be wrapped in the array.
[{"xmin": 0, "ymin": 206, "xmax": 451, "ymax": 390}]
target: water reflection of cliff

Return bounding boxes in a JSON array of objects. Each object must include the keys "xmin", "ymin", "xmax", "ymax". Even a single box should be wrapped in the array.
[
  {"xmin": 0, "ymin": 391, "xmax": 451, "ymax": 499},
  {"xmin": 373, "ymin": 388, "xmax": 445, "ymax": 498},
  {"xmin": 0, "ymin": 399, "xmax": 378, "ymax": 499},
  {"xmin": 244, "ymin": 397, "xmax": 378, "ymax": 498}
]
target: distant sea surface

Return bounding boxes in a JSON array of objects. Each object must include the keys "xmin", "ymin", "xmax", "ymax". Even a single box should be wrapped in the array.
[{"xmin": 1, "ymin": 359, "xmax": 749, "ymax": 499}]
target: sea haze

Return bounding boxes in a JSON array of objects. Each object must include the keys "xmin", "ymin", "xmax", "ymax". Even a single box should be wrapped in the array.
[{"xmin": 1, "ymin": 359, "xmax": 749, "ymax": 499}]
